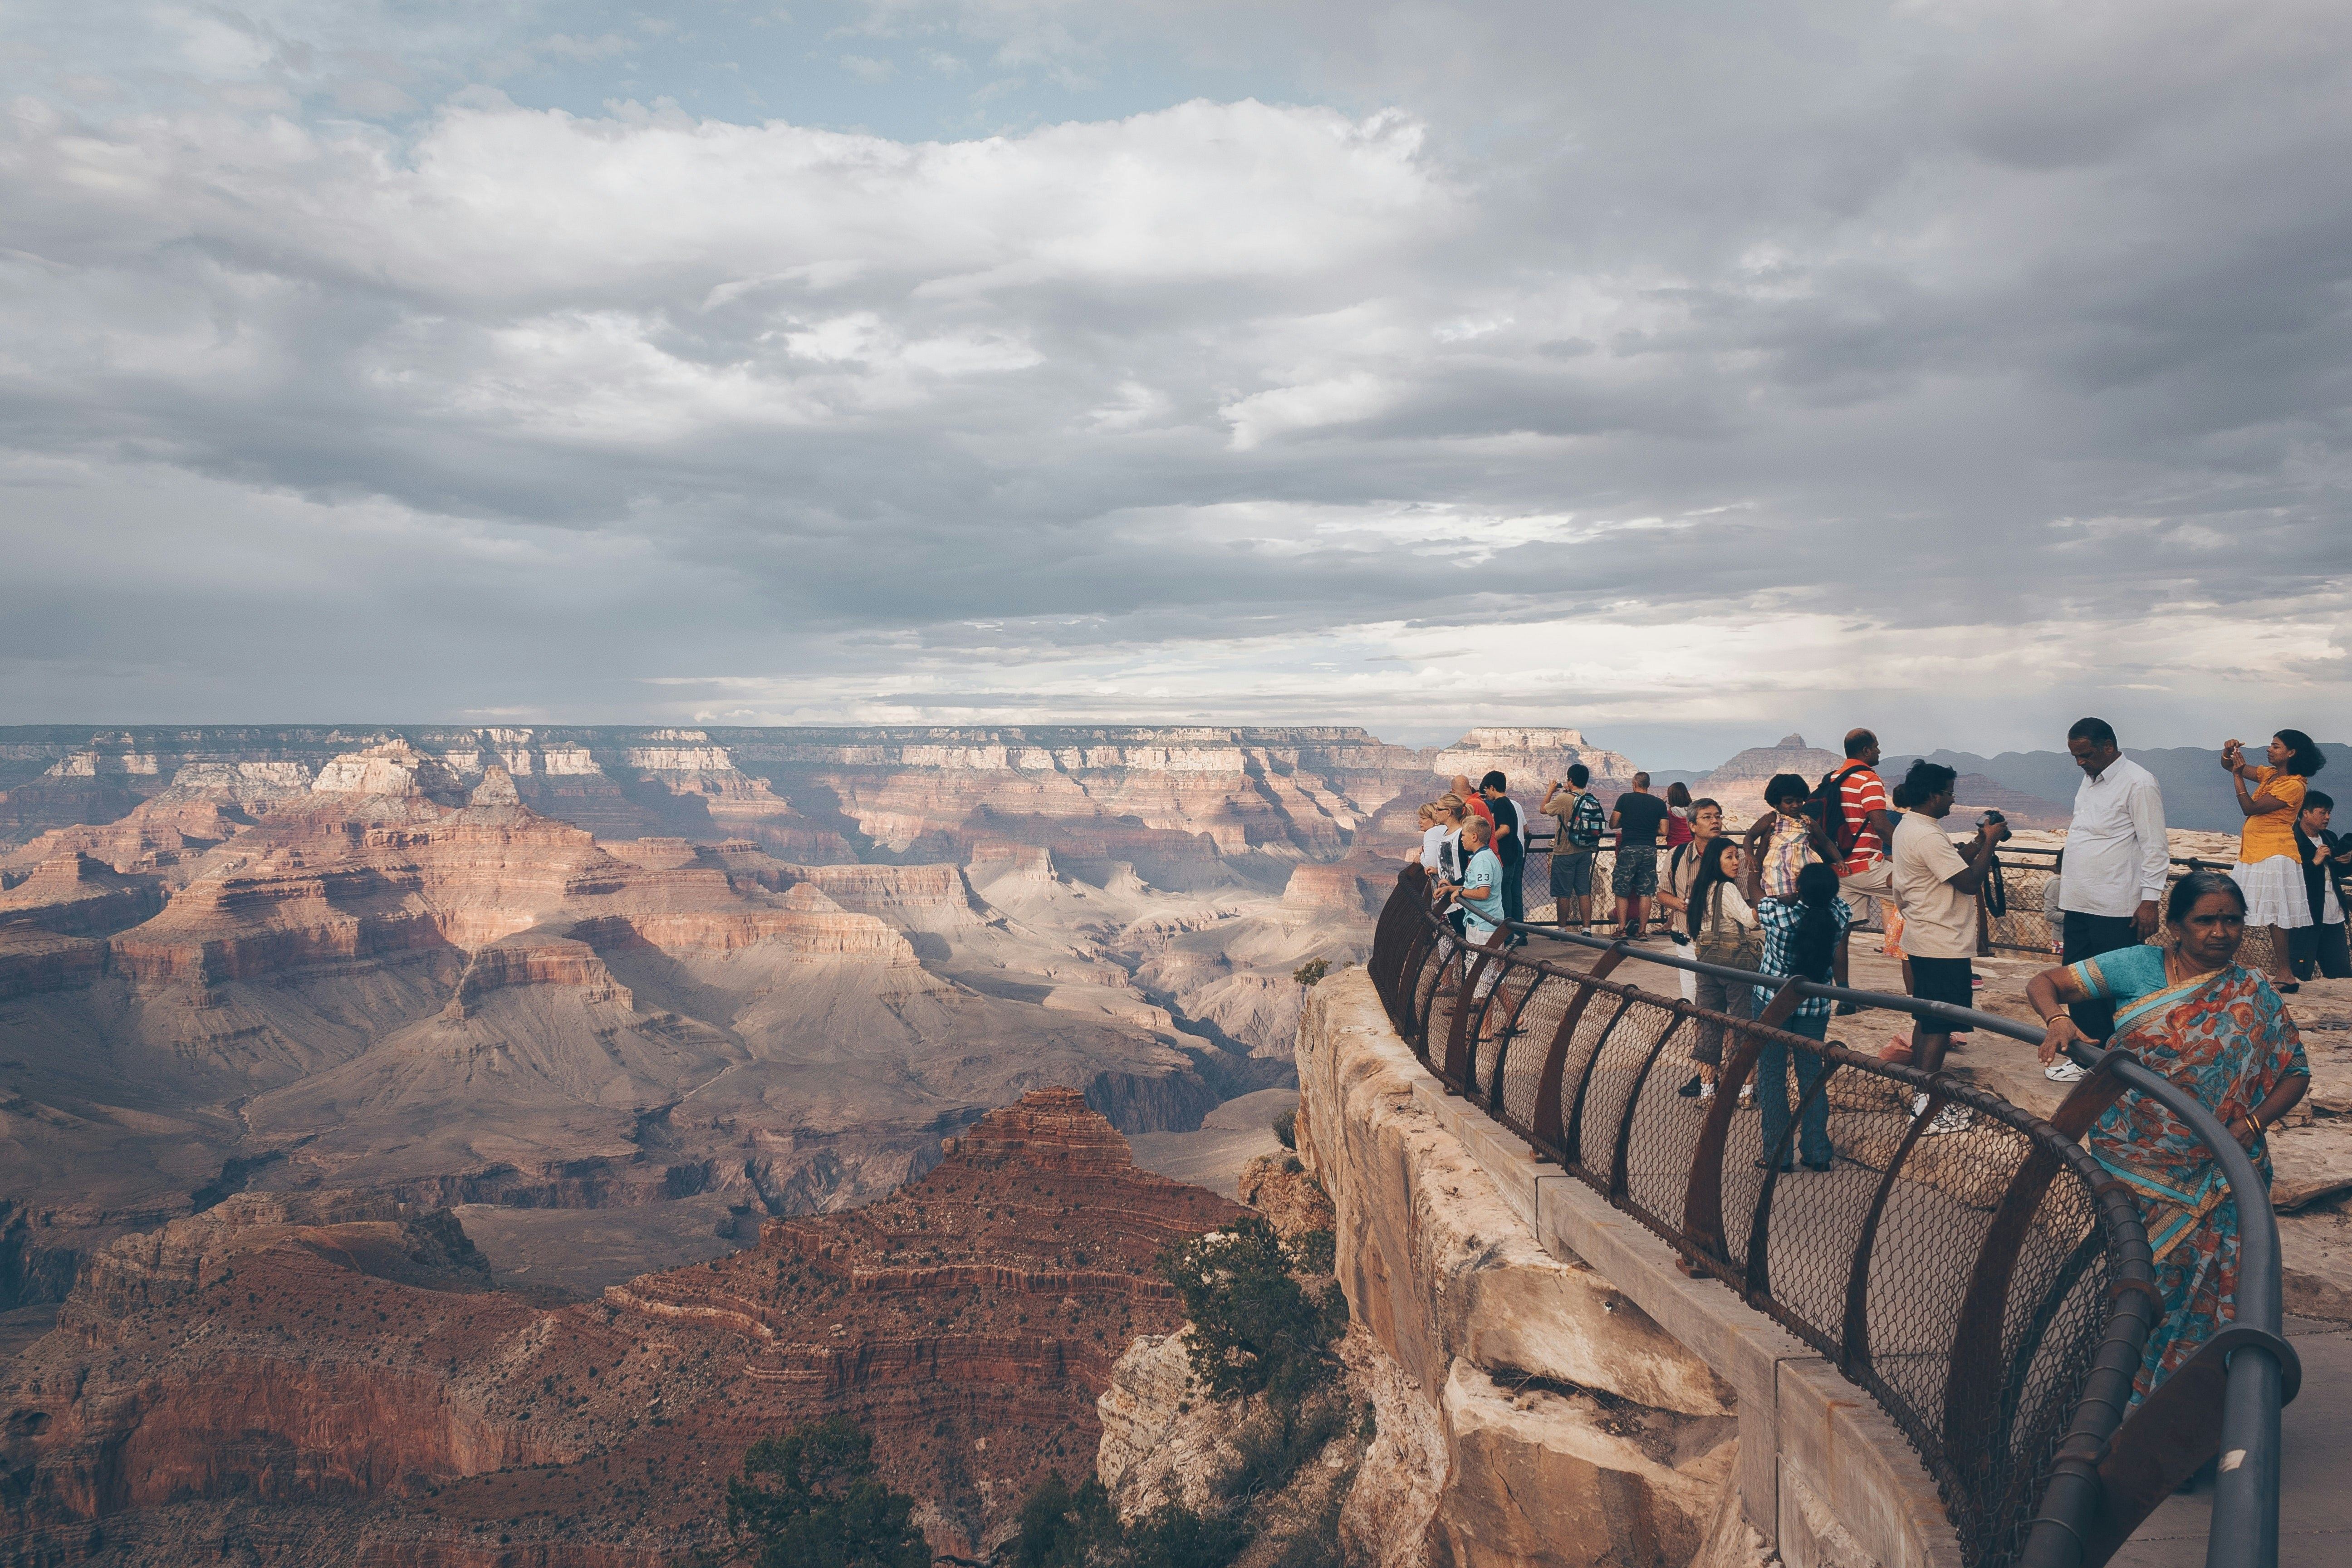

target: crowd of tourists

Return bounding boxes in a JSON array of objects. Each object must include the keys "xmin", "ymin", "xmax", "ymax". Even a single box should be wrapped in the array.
[{"xmin": 1412, "ymin": 720, "xmax": 2334, "ymax": 1401}]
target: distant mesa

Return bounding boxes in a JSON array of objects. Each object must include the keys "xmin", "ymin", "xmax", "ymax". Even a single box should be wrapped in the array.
[{"xmin": 1432, "ymin": 726, "xmax": 1636, "ymax": 790}]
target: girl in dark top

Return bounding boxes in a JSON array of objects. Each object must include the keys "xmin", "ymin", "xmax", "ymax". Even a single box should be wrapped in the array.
[{"xmin": 1749, "ymin": 860, "xmax": 1851, "ymax": 1171}]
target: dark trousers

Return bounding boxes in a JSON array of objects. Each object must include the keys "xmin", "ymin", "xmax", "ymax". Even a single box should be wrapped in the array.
[
  {"xmin": 1758, "ymin": 1013, "xmax": 1833, "ymax": 1168},
  {"xmin": 2062, "ymin": 911, "xmax": 2143, "ymax": 1040},
  {"xmin": 2290, "ymin": 922, "xmax": 2352, "ymax": 980},
  {"xmin": 1499, "ymin": 851, "xmax": 1527, "ymax": 931}
]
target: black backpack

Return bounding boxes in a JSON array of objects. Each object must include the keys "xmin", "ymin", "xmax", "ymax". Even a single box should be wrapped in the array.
[{"xmin": 1806, "ymin": 764, "xmax": 1870, "ymax": 858}]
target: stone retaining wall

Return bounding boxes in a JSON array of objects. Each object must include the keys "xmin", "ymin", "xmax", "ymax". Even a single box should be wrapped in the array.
[{"xmin": 1296, "ymin": 966, "xmax": 1964, "ymax": 1568}]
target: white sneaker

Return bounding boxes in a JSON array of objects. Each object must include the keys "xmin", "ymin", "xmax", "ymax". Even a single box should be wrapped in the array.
[
  {"xmin": 1924, "ymin": 1103, "xmax": 1973, "ymax": 1137},
  {"xmin": 1738, "ymin": 1083, "xmax": 1754, "ymax": 1107},
  {"xmin": 1697, "ymin": 1083, "xmax": 1716, "ymax": 1102},
  {"xmin": 1911, "ymin": 1091, "xmax": 1931, "ymax": 1119},
  {"xmin": 2044, "ymin": 1060, "xmax": 2087, "ymax": 1083}
]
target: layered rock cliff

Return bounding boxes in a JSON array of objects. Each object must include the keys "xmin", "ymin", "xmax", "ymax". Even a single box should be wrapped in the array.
[
  {"xmin": 0, "ymin": 1091, "xmax": 1240, "ymax": 1566},
  {"xmin": 0, "ymin": 746, "xmax": 1246, "ymax": 1312}
]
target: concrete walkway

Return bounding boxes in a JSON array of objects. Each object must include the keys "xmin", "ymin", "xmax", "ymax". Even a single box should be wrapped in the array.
[{"xmin": 2108, "ymin": 1317, "xmax": 2352, "ymax": 1568}]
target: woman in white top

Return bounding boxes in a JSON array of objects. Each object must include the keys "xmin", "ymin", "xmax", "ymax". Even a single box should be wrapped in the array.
[
  {"xmin": 1678, "ymin": 837, "xmax": 1761, "ymax": 1101},
  {"xmin": 1416, "ymin": 802, "xmax": 1447, "ymax": 874},
  {"xmin": 1657, "ymin": 798, "xmax": 1726, "ymax": 1002}
]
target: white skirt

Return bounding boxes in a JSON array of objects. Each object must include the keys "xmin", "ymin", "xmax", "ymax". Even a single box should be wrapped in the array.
[{"xmin": 2231, "ymin": 856, "xmax": 2315, "ymax": 929}]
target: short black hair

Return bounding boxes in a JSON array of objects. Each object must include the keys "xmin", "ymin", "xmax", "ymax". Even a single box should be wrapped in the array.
[
  {"xmin": 1567, "ymin": 763, "xmax": 1590, "ymax": 787},
  {"xmin": 2276, "ymin": 730, "xmax": 2326, "ymax": 778},
  {"xmin": 1903, "ymin": 759, "xmax": 1958, "ymax": 799},
  {"xmin": 2068, "ymin": 717, "xmax": 2117, "ymax": 748},
  {"xmin": 1480, "ymin": 770, "xmax": 1507, "ymax": 792},
  {"xmin": 1843, "ymin": 728, "xmax": 1877, "ymax": 759},
  {"xmin": 2304, "ymin": 790, "xmax": 2335, "ymax": 815},
  {"xmin": 1632, "ymin": 771, "xmax": 1651, "ymax": 789},
  {"xmin": 1764, "ymin": 772, "xmax": 1810, "ymax": 806}
]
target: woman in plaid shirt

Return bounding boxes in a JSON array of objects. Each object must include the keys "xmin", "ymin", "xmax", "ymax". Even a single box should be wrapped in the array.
[{"xmin": 1749, "ymin": 861, "xmax": 1850, "ymax": 1171}]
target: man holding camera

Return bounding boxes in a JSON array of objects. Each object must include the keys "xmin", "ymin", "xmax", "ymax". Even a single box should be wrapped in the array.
[
  {"xmin": 1891, "ymin": 760, "xmax": 2009, "ymax": 1135},
  {"xmin": 2053, "ymin": 718, "xmax": 2168, "ymax": 1073}
]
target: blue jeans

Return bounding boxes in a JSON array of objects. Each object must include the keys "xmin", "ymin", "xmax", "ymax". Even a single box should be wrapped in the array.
[{"xmin": 1757, "ymin": 1013, "xmax": 1833, "ymax": 1168}]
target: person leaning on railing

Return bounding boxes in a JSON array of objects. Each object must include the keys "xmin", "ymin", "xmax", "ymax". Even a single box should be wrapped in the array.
[
  {"xmin": 2023, "ymin": 869, "xmax": 2310, "ymax": 1402},
  {"xmin": 1430, "ymin": 799, "xmax": 1467, "ymax": 921},
  {"xmin": 1435, "ymin": 816, "xmax": 1506, "ymax": 943}
]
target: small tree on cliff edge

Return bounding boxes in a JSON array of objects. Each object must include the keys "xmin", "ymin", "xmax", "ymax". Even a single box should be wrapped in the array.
[
  {"xmin": 1159, "ymin": 1218, "xmax": 1343, "ymax": 1405},
  {"xmin": 725, "ymin": 1416, "xmax": 930, "ymax": 1568}
]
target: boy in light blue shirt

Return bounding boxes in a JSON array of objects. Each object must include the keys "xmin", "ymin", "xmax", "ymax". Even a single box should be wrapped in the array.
[{"xmin": 1441, "ymin": 818, "xmax": 1507, "ymax": 938}]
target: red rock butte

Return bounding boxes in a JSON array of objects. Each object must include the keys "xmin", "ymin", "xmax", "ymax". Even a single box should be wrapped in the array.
[{"xmin": 0, "ymin": 1089, "xmax": 1243, "ymax": 1565}]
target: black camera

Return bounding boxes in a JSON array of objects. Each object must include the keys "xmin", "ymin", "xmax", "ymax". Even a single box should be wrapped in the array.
[{"xmin": 1978, "ymin": 809, "xmax": 2006, "ymax": 828}]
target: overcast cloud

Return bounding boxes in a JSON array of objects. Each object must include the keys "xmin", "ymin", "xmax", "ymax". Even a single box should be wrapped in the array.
[{"xmin": 2, "ymin": 0, "xmax": 2347, "ymax": 764}]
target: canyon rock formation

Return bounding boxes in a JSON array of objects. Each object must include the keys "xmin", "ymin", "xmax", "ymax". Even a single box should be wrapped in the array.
[
  {"xmin": 0, "ymin": 1091, "xmax": 1240, "ymax": 1565},
  {"xmin": 0, "ymin": 726, "xmax": 1426, "ymax": 1314}
]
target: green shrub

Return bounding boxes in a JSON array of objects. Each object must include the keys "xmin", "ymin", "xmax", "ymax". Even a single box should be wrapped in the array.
[
  {"xmin": 1010, "ymin": 1478, "xmax": 1245, "ymax": 1568},
  {"xmin": 1160, "ymin": 1219, "xmax": 1344, "ymax": 1405},
  {"xmin": 724, "ymin": 1416, "xmax": 929, "ymax": 1568},
  {"xmin": 1291, "ymin": 958, "xmax": 1330, "ymax": 988},
  {"xmin": 1270, "ymin": 1108, "xmax": 1297, "ymax": 1150},
  {"xmin": 1011, "ymin": 1474, "xmax": 1121, "ymax": 1567},
  {"xmin": 1291, "ymin": 1228, "xmax": 1335, "ymax": 1277}
]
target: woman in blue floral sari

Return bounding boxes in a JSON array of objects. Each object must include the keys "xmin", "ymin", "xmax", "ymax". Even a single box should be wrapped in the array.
[{"xmin": 2024, "ymin": 870, "xmax": 2309, "ymax": 1400}]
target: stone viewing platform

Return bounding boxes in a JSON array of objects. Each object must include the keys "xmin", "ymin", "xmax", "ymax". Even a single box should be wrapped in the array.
[{"xmin": 1294, "ymin": 954, "xmax": 2351, "ymax": 1568}]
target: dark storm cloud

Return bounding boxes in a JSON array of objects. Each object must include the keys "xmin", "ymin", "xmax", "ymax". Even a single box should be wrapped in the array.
[{"xmin": 0, "ymin": 0, "xmax": 2346, "ymax": 747}]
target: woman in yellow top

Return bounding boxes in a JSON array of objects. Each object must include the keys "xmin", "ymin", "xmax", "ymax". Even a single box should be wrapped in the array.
[{"xmin": 2224, "ymin": 729, "xmax": 2327, "ymax": 990}]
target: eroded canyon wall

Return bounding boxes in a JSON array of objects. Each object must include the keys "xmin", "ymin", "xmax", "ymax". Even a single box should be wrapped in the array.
[{"xmin": 0, "ymin": 1091, "xmax": 1238, "ymax": 1566}]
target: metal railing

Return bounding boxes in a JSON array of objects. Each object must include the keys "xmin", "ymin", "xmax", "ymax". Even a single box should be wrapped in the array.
[
  {"xmin": 1365, "ymin": 865, "xmax": 2293, "ymax": 1568},
  {"xmin": 1975, "ymin": 847, "xmax": 2325, "ymax": 976},
  {"xmin": 1512, "ymin": 819, "xmax": 2321, "ymax": 971}
]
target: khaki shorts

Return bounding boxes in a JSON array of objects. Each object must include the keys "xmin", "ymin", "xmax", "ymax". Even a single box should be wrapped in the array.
[{"xmin": 1838, "ymin": 858, "xmax": 1893, "ymax": 922}]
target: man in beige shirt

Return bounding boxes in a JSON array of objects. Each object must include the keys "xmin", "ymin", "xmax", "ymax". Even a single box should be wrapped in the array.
[{"xmin": 1890, "ymin": 760, "xmax": 2009, "ymax": 1135}]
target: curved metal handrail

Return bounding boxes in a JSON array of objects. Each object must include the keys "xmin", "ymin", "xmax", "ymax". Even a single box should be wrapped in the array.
[
  {"xmin": 1501, "ymin": 916, "xmax": 2295, "ymax": 1568},
  {"xmin": 1366, "ymin": 865, "xmax": 2290, "ymax": 1568}
]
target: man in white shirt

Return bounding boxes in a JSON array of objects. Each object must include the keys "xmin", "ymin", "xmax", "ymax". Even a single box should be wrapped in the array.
[
  {"xmin": 2056, "ymin": 717, "xmax": 2168, "ymax": 1064},
  {"xmin": 1891, "ymin": 760, "xmax": 2009, "ymax": 1134}
]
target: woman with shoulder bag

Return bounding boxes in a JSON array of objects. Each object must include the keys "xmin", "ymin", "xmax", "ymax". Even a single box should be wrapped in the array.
[
  {"xmin": 1677, "ymin": 836, "xmax": 1761, "ymax": 1101},
  {"xmin": 1658, "ymin": 798, "xmax": 1725, "ymax": 1003}
]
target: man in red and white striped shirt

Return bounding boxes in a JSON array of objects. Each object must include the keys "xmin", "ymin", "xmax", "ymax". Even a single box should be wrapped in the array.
[{"xmin": 1830, "ymin": 729, "xmax": 1898, "ymax": 1002}]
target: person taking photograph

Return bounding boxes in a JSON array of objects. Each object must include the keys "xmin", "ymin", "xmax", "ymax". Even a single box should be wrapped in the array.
[
  {"xmin": 2223, "ymin": 730, "xmax": 2328, "ymax": 991},
  {"xmin": 1890, "ymin": 760, "xmax": 2009, "ymax": 1135},
  {"xmin": 1541, "ymin": 765, "xmax": 1606, "ymax": 928}
]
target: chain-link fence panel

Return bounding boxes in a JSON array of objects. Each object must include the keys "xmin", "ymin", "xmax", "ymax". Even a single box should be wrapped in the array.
[{"xmin": 1365, "ymin": 866, "xmax": 2154, "ymax": 1568}]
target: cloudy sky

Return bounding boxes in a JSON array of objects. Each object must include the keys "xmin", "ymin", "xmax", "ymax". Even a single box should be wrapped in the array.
[{"xmin": 3, "ymin": 1, "xmax": 2347, "ymax": 765}]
